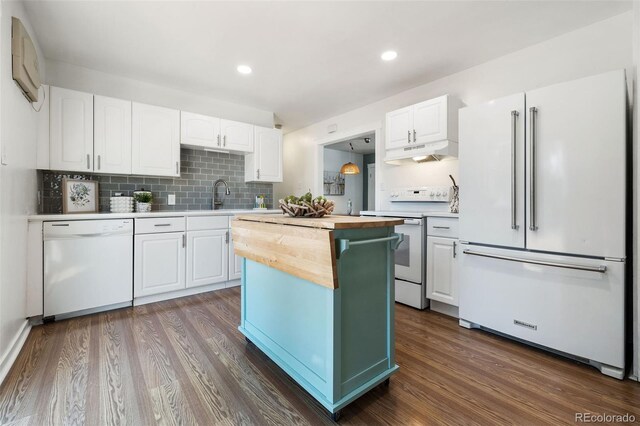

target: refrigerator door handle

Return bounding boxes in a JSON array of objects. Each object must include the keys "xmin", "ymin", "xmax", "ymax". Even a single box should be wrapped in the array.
[
  {"xmin": 462, "ymin": 249, "xmax": 607, "ymax": 273},
  {"xmin": 511, "ymin": 110, "xmax": 519, "ymax": 230},
  {"xmin": 529, "ymin": 106, "xmax": 538, "ymax": 231}
]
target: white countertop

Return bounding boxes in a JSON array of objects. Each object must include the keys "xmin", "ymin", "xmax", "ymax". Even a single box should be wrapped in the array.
[{"xmin": 29, "ymin": 209, "xmax": 282, "ymax": 222}]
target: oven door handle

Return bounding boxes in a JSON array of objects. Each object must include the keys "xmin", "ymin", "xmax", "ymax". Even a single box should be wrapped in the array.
[{"xmin": 337, "ymin": 233, "xmax": 404, "ymax": 256}]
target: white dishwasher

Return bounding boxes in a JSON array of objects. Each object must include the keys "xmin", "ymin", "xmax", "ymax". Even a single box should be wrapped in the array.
[{"xmin": 43, "ymin": 219, "xmax": 133, "ymax": 319}]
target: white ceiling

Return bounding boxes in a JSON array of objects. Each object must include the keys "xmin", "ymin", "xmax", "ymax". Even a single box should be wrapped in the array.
[
  {"xmin": 328, "ymin": 134, "xmax": 376, "ymax": 155},
  {"xmin": 23, "ymin": 1, "xmax": 631, "ymax": 132}
]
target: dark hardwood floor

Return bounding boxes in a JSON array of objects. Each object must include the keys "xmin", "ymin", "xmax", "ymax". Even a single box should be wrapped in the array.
[{"xmin": 1, "ymin": 287, "xmax": 639, "ymax": 425}]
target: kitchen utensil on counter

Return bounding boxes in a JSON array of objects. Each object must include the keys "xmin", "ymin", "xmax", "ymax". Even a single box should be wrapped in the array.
[{"xmin": 449, "ymin": 175, "xmax": 459, "ymax": 213}]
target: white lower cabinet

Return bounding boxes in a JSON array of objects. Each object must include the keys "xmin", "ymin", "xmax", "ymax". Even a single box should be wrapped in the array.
[
  {"xmin": 186, "ymin": 229, "xmax": 228, "ymax": 288},
  {"xmin": 134, "ymin": 232, "xmax": 186, "ymax": 297},
  {"xmin": 228, "ymin": 236, "xmax": 242, "ymax": 282},
  {"xmin": 426, "ymin": 236, "xmax": 459, "ymax": 306}
]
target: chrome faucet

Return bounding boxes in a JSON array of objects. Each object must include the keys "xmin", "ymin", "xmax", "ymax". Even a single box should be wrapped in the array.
[{"xmin": 213, "ymin": 179, "xmax": 231, "ymax": 209}]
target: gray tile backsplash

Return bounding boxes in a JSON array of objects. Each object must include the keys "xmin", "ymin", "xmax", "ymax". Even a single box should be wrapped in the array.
[{"xmin": 39, "ymin": 148, "xmax": 273, "ymax": 213}]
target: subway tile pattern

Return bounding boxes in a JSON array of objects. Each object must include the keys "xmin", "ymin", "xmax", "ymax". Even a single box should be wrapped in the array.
[{"xmin": 39, "ymin": 148, "xmax": 273, "ymax": 213}]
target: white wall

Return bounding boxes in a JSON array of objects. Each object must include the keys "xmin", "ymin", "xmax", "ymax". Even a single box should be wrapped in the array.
[
  {"xmin": 45, "ymin": 59, "xmax": 274, "ymax": 127},
  {"xmin": 275, "ymin": 12, "xmax": 633, "ymax": 209},
  {"xmin": 322, "ymin": 148, "xmax": 363, "ymax": 215},
  {"xmin": 0, "ymin": 0, "xmax": 45, "ymax": 382},
  {"xmin": 275, "ymin": 11, "xmax": 637, "ymax": 376}
]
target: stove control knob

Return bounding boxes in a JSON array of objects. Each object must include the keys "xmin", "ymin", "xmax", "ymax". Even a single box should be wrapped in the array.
[{"xmin": 436, "ymin": 191, "xmax": 442, "ymax": 196}]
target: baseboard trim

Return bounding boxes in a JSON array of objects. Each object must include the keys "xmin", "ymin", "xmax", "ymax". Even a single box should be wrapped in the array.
[
  {"xmin": 0, "ymin": 320, "xmax": 31, "ymax": 386},
  {"xmin": 134, "ymin": 282, "xmax": 227, "ymax": 306}
]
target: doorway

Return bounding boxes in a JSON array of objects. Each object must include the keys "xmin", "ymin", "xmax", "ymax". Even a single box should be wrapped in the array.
[{"xmin": 321, "ymin": 131, "xmax": 376, "ymax": 215}]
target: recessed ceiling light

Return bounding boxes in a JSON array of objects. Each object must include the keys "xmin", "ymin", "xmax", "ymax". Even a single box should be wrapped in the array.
[
  {"xmin": 237, "ymin": 65, "xmax": 252, "ymax": 75},
  {"xmin": 381, "ymin": 50, "xmax": 397, "ymax": 61}
]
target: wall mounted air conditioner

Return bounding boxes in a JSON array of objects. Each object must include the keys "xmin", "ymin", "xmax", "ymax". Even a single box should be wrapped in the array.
[{"xmin": 12, "ymin": 17, "xmax": 41, "ymax": 102}]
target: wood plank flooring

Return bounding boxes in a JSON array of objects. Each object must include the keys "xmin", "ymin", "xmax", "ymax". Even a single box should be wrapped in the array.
[{"xmin": 1, "ymin": 287, "xmax": 639, "ymax": 425}]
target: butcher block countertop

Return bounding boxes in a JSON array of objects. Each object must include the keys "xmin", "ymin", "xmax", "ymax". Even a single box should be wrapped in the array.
[{"xmin": 234, "ymin": 213, "xmax": 404, "ymax": 229}]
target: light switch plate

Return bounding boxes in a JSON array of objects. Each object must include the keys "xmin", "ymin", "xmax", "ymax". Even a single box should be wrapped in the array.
[{"xmin": 168, "ymin": 194, "xmax": 176, "ymax": 205}]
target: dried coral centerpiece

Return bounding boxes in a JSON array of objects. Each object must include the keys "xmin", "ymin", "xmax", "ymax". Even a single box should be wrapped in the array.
[{"xmin": 279, "ymin": 192, "xmax": 335, "ymax": 218}]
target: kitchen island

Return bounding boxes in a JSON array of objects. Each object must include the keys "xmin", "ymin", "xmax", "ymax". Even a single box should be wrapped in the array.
[{"xmin": 231, "ymin": 214, "xmax": 404, "ymax": 420}]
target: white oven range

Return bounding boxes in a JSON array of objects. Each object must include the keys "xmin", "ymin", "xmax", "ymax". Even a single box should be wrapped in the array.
[{"xmin": 361, "ymin": 210, "xmax": 427, "ymax": 309}]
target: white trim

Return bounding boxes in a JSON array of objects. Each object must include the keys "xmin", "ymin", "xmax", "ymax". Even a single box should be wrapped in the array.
[
  {"xmin": 0, "ymin": 320, "xmax": 31, "ymax": 386},
  {"xmin": 133, "ymin": 281, "xmax": 227, "ymax": 306},
  {"xmin": 313, "ymin": 121, "xmax": 383, "ymax": 208},
  {"xmin": 633, "ymin": 1, "xmax": 640, "ymax": 382}
]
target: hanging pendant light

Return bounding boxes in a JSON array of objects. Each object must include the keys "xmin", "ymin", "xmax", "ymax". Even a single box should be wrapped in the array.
[
  {"xmin": 340, "ymin": 143, "xmax": 361, "ymax": 175},
  {"xmin": 340, "ymin": 161, "xmax": 360, "ymax": 175}
]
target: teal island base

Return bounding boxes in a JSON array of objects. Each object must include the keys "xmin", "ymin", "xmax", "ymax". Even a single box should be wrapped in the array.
[{"xmin": 234, "ymin": 218, "xmax": 403, "ymax": 419}]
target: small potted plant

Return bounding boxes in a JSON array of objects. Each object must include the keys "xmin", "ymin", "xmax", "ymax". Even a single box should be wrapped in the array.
[{"xmin": 134, "ymin": 192, "xmax": 153, "ymax": 213}]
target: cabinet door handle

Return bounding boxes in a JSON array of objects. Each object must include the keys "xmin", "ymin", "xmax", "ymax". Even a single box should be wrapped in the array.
[
  {"xmin": 176, "ymin": 161, "xmax": 179, "ymax": 175},
  {"xmin": 97, "ymin": 155, "xmax": 101, "ymax": 170},
  {"xmin": 413, "ymin": 129, "xmax": 416, "ymax": 142},
  {"xmin": 225, "ymin": 230, "xmax": 229, "ymax": 244},
  {"xmin": 86, "ymin": 154, "xmax": 91, "ymax": 170},
  {"xmin": 182, "ymin": 234, "xmax": 186, "ymax": 248},
  {"xmin": 217, "ymin": 134, "xmax": 221, "ymax": 146},
  {"xmin": 154, "ymin": 223, "xmax": 171, "ymax": 227},
  {"xmin": 407, "ymin": 130, "xmax": 411, "ymax": 143},
  {"xmin": 433, "ymin": 226, "xmax": 450, "ymax": 229},
  {"xmin": 453, "ymin": 241, "xmax": 457, "ymax": 258},
  {"xmin": 223, "ymin": 135, "xmax": 226, "ymax": 147},
  {"xmin": 257, "ymin": 169, "xmax": 260, "ymax": 180}
]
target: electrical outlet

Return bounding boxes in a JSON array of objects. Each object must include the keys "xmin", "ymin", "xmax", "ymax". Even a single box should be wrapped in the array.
[{"xmin": 168, "ymin": 194, "xmax": 176, "ymax": 205}]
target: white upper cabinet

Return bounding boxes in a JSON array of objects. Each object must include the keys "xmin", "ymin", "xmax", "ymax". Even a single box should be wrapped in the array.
[
  {"xmin": 220, "ymin": 119, "xmax": 254, "ymax": 152},
  {"xmin": 132, "ymin": 102, "xmax": 180, "ymax": 177},
  {"xmin": 245, "ymin": 126, "xmax": 283, "ymax": 182},
  {"xmin": 385, "ymin": 95, "xmax": 460, "ymax": 151},
  {"xmin": 50, "ymin": 87, "xmax": 94, "ymax": 172},
  {"xmin": 46, "ymin": 86, "xmax": 261, "ymax": 177},
  {"xmin": 94, "ymin": 96, "xmax": 132, "ymax": 174},
  {"xmin": 413, "ymin": 97, "xmax": 448, "ymax": 144},
  {"xmin": 180, "ymin": 111, "xmax": 220, "ymax": 149},
  {"xmin": 181, "ymin": 114, "xmax": 254, "ymax": 153},
  {"xmin": 385, "ymin": 106, "xmax": 413, "ymax": 150}
]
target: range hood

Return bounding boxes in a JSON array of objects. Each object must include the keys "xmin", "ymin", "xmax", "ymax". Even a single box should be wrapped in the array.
[{"xmin": 384, "ymin": 140, "xmax": 458, "ymax": 165}]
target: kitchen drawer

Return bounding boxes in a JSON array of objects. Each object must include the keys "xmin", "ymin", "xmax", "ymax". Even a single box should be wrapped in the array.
[
  {"xmin": 187, "ymin": 215, "xmax": 229, "ymax": 231},
  {"xmin": 427, "ymin": 217, "xmax": 459, "ymax": 238},
  {"xmin": 135, "ymin": 217, "xmax": 185, "ymax": 234}
]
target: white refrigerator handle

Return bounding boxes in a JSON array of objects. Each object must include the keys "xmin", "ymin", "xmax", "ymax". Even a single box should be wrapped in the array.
[{"xmin": 462, "ymin": 249, "xmax": 607, "ymax": 273}]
